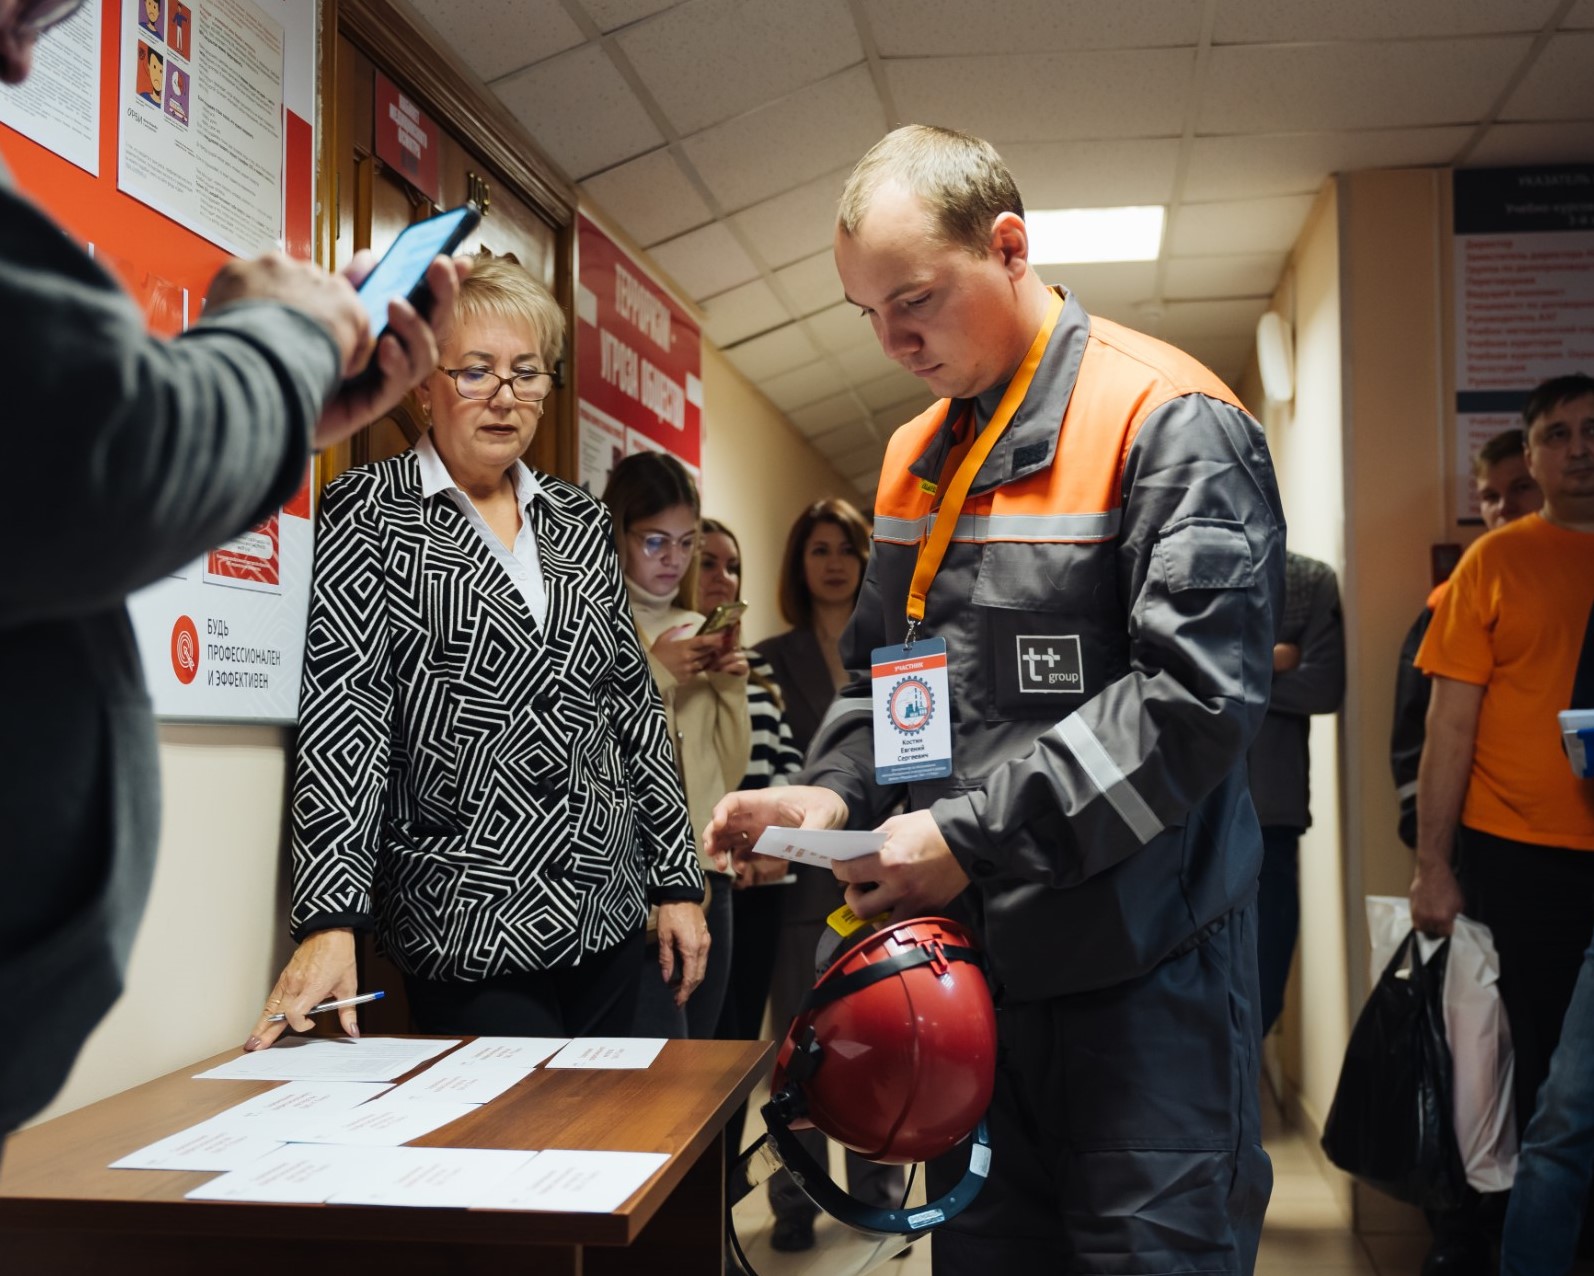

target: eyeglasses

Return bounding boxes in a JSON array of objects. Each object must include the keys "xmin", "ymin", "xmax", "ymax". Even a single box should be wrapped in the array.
[
  {"xmin": 18, "ymin": 0, "xmax": 87, "ymax": 34},
  {"xmin": 629, "ymin": 529, "xmax": 699, "ymax": 559},
  {"xmin": 438, "ymin": 365, "xmax": 554, "ymax": 403}
]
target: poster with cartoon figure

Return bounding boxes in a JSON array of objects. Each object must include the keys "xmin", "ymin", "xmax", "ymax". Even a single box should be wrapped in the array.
[
  {"xmin": 164, "ymin": 65, "xmax": 190, "ymax": 126},
  {"xmin": 167, "ymin": 1, "xmax": 192, "ymax": 58}
]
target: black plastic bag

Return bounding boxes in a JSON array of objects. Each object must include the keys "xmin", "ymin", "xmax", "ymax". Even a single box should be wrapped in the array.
[{"xmin": 1321, "ymin": 929, "xmax": 1467, "ymax": 1209}]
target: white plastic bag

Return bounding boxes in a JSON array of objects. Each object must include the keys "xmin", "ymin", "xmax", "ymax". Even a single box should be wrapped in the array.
[{"xmin": 1365, "ymin": 896, "xmax": 1518, "ymax": 1191}]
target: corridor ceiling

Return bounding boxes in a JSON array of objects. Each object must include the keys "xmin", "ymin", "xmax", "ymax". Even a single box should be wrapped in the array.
[{"xmin": 406, "ymin": 0, "xmax": 1594, "ymax": 496}]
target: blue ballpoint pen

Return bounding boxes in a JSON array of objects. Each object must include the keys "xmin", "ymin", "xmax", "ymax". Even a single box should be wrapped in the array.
[{"xmin": 265, "ymin": 990, "xmax": 384, "ymax": 1023}]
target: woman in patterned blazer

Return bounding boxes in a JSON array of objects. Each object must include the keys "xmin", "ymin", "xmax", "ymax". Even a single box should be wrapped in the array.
[{"xmin": 246, "ymin": 256, "xmax": 708, "ymax": 1049}]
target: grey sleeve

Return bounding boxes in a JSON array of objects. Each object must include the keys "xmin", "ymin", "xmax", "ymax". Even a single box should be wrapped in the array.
[
  {"xmin": 933, "ymin": 395, "xmax": 1285, "ymax": 887},
  {"xmin": 1269, "ymin": 567, "xmax": 1346, "ymax": 717},
  {"xmin": 0, "ymin": 186, "xmax": 340, "ymax": 623}
]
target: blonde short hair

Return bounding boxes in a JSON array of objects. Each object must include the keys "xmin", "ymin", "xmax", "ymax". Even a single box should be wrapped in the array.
[
  {"xmin": 837, "ymin": 125, "xmax": 1023, "ymax": 257},
  {"xmin": 455, "ymin": 252, "xmax": 566, "ymax": 369}
]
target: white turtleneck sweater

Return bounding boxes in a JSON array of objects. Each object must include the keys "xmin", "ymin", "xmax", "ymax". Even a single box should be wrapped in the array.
[{"xmin": 625, "ymin": 578, "xmax": 751, "ymax": 870}]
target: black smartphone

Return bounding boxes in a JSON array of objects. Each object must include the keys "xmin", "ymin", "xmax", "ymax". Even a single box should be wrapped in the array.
[{"xmin": 356, "ymin": 203, "xmax": 480, "ymax": 341}]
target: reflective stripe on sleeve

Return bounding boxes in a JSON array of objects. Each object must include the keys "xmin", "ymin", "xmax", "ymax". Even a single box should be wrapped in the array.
[
  {"xmin": 809, "ymin": 698, "xmax": 871, "ymax": 756},
  {"xmin": 874, "ymin": 509, "xmax": 1122, "ymax": 545},
  {"xmin": 1055, "ymin": 714, "xmax": 1164, "ymax": 844},
  {"xmin": 1396, "ymin": 781, "xmax": 1418, "ymax": 801}
]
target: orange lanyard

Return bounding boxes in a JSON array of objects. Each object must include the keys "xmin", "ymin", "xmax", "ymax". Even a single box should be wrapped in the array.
[{"xmin": 903, "ymin": 289, "xmax": 1063, "ymax": 641}]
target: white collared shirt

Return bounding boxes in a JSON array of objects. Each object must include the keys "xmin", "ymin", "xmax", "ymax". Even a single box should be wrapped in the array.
[{"xmin": 414, "ymin": 432, "xmax": 547, "ymax": 628}]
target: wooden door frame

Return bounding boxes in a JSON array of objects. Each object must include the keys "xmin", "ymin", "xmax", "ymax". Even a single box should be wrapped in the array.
[{"xmin": 317, "ymin": 0, "xmax": 582, "ymax": 483}]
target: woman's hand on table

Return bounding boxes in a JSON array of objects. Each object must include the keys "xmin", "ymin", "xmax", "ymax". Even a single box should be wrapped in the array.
[{"xmin": 245, "ymin": 927, "xmax": 359, "ymax": 1050}]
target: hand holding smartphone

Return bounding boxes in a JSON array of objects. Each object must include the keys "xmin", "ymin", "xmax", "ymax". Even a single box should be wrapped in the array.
[{"xmin": 697, "ymin": 601, "xmax": 747, "ymax": 636}]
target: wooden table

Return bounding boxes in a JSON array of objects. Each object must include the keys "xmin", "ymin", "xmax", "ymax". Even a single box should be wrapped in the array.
[{"xmin": 0, "ymin": 1038, "xmax": 771, "ymax": 1275}]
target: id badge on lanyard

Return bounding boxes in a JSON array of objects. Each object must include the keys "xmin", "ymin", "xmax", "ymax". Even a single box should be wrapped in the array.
[{"xmin": 868, "ymin": 290, "xmax": 1064, "ymax": 787}]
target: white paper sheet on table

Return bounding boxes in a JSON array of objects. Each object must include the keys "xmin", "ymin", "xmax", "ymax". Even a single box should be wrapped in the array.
[
  {"xmin": 111, "ymin": 1125, "xmax": 284, "ymax": 1172},
  {"xmin": 381, "ymin": 1065, "xmax": 532, "ymax": 1106},
  {"xmin": 206, "ymin": 1081, "xmax": 395, "ymax": 1135},
  {"xmin": 477, "ymin": 1149, "xmax": 668, "ymax": 1212},
  {"xmin": 193, "ymin": 1037, "xmax": 461, "ymax": 1082},
  {"xmin": 545, "ymin": 1038, "xmax": 665, "ymax": 1070},
  {"xmin": 748, "ymin": 827, "xmax": 885, "ymax": 867},
  {"xmin": 447, "ymin": 1037, "xmax": 569, "ymax": 1069},
  {"xmin": 285, "ymin": 1095, "xmax": 478, "ymax": 1146},
  {"xmin": 325, "ymin": 1147, "xmax": 540, "ymax": 1207},
  {"xmin": 186, "ymin": 1145, "xmax": 393, "ymax": 1203}
]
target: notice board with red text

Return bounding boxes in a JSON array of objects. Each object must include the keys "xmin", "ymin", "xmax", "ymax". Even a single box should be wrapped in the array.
[
  {"xmin": 0, "ymin": 0, "xmax": 320, "ymax": 723},
  {"xmin": 575, "ymin": 212, "xmax": 703, "ymax": 496}
]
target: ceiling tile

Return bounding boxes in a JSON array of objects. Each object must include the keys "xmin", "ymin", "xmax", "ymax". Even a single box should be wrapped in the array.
[
  {"xmin": 888, "ymin": 49, "xmax": 1194, "ymax": 143},
  {"xmin": 1201, "ymin": 38, "xmax": 1531, "ymax": 134},
  {"xmin": 681, "ymin": 66, "xmax": 887, "ymax": 212},
  {"xmin": 579, "ymin": 148, "xmax": 713, "ymax": 247},
  {"xmin": 865, "ymin": 0, "xmax": 1202, "ymax": 55},
  {"xmin": 858, "ymin": 368, "xmax": 926, "ymax": 411},
  {"xmin": 805, "ymin": 300, "xmax": 873, "ymax": 355},
  {"xmin": 700, "ymin": 278, "xmax": 790, "ymax": 348},
  {"xmin": 620, "ymin": 0, "xmax": 863, "ymax": 136},
  {"xmin": 722, "ymin": 324, "xmax": 822, "ymax": 382},
  {"xmin": 831, "ymin": 440, "xmax": 886, "ymax": 476},
  {"xmin": 1212, "ymin": 0, "xmax": 1560, "ymax": 42},
  {"xmin": 1170, "ymin": 194, "xmax": 1317, "ymax": 256},
  {"xmin": 1163, "ymin": 253, "xmax": 1287, "ymax": 301},
  {"xmin": 835, "ymin": 341, "xmax": 898, "ymax": 385},
  {"xmin": 1157, "ymin": 297, "xmax": 1271, "ymax": 339},
  {"xmin": 872, "ymin": 393, "xmax": 937, "ymax": 427},
  {"xmin": 809, "ymin": 421, "xmax": 872, "ymax": 454},
  {"xmin": 411, "ymin": 0, "xmax": 586, "ymax": 82},
  {"xmin": 730, "ymin": 170, "xmax": 850, "ymax": 269},
  {"xmin": 1569, "ymin": 0, "xmax": 1594, "ymax": 26},
  {"xmin": 579, "ymin": 0, "xmax": 683, "ymax": 33},
  {"xmin": 493, "ymin": 44, "xmax": 664, "ymax": 179},
  {"xmin": 646, "ymin": 221, "xmax": 759, "ymax": 299},
  {"xmin": 1184, "ymin": 128, "xmax": 1472, "ymax": 201},
  {"xmin": 1042, "ymin": 262, "xmax": 1158, "ymax": 319},
  {"xmin": 1500, "ymin": 32, "xmax": 1594, "ymax": 121},
  {"xmin": 1465, "ymin": 121, "xmax": 1594, "ymax": 166},
  {"xmin": 760, "ymin": 358, "xmax": 842, "ymax": 412},
  {"xmin": 773, "ymin": 250, "xmax": 846, "ymax": 316},
  {"xmin": 1001, "ymin": 138, "xmax": 1180, "ymax": 209},
  {"xmin": 790, "ymin": 391, "xmax": 868, "ymax": 436}
]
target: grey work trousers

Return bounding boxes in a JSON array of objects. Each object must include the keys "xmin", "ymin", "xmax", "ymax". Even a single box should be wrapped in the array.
[{"xmin": 926, "ymin": 902, "xmax": 1273, "ymax": 1275}]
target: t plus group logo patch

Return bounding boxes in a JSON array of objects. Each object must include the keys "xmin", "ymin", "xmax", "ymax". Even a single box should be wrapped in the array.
[
  {"xmin": 888, "ymin": 676, "xmax": 934, "ymax": 734},
  {"xmin": 1015, "ymin": 635, "xmax": 1084, "ymax": 694}
]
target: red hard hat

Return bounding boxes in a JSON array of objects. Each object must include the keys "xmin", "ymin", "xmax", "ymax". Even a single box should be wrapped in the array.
[{"xmin": 771, "ymin": 916, "xmax": 997, "ymax": 1165}]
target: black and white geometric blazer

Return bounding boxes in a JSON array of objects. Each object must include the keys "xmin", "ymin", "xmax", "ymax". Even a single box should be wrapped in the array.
[{"xmin": 289, "ymin": 448, "xmax": 703, "ymax": 982}]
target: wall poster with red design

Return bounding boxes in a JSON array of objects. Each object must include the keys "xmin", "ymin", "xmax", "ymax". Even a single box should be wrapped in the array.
[
  {"xmin": 575, "ymin": 212, "xmax": 703, "ymax": 497},
  {"xmin": 0, "ymin": 0, "xmax": 319, "ymax": 723}
]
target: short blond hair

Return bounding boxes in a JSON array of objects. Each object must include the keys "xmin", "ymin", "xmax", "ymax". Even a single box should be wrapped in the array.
[
  {"xmin": 837, "ymin": 125, "xmax": 1023, "ymax": 257},
  {"xmin": 455, "ymin": 252, "xmax": 566, "ymax": 369}
]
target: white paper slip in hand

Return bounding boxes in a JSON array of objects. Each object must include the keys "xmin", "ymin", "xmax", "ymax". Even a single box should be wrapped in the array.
[
  {"xmin": 477, "ymin": 1149, "xmax": 668, "ymax": 1213},
  {"xmin": 749, "ymin": 827, "xmax": 886, "ymax": 867},
  {"xmin": 545, "ymin": 1038, "xmax": 666, "ymax": 1070},
  {"xmin": 111, "ymin": 1125, "xmax": 283, "ymax": 1173}
]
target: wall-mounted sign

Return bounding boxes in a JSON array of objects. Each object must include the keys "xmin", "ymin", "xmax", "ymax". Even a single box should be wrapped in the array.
[
  {"xmin": 374, "ymin": 71, "xmax": 441, "ymax": 206},
  {"xmin": 575, "ymin": 212, "xmax": 702, "ymax": 495}
]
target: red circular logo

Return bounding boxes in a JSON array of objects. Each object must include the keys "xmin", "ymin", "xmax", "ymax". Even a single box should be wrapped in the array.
[{"xmin": 171, "ymin": 615, "xmax": 200, "ymax": 685}]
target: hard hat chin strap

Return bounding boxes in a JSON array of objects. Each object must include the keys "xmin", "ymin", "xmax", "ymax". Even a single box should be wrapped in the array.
[{"xmin": 758, "ymin": 1083, "xmax": 992, "ymax": 1237}]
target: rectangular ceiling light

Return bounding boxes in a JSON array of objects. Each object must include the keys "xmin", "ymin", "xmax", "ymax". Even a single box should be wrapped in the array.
[{"xmin": 1026, "ymin": 206, "xmax": 1165, "ymax": 264}]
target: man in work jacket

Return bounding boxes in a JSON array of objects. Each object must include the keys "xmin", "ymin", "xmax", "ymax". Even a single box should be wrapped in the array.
[{"xmin": 707, "ymin": 124, "xmax": 1284, "ymax": 1274}]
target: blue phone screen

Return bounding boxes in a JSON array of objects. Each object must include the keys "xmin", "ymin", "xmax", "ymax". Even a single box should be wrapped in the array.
[{"xmin": 356, "ymin": 207, "xmax": 470, "ymax": 334}]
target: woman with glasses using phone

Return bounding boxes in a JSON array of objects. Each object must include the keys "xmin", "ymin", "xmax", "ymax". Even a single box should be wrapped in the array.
[
  {"xmin": 247, "ymin": 255, "xmax": 708, "ymax": 1051},
  {"xmin": 603, "ymin": 453, "xmax": 751, "ymax": 1039}
]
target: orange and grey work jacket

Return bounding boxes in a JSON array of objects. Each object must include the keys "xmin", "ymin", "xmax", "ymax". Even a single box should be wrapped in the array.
[{"xmin": 803, "ymin": 290, "xmax": 1286, "ymax": 1002}]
